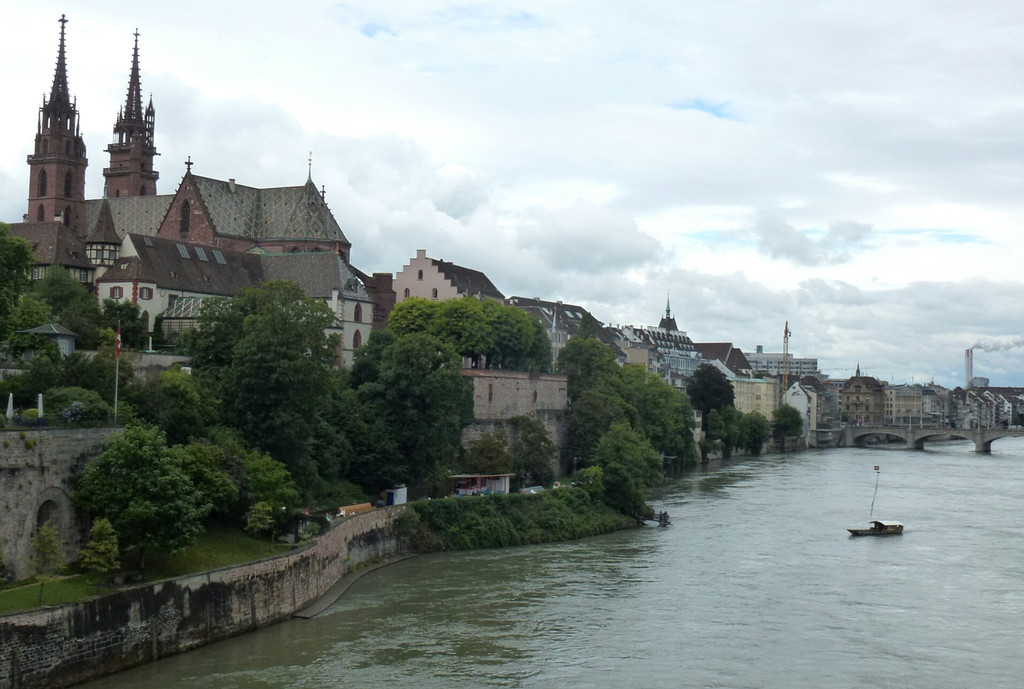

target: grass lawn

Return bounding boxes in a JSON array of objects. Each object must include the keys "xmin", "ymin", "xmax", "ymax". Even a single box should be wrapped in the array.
[{"xmin": 0, "ymin": 523, "xmax": 291, "ymax": 616}]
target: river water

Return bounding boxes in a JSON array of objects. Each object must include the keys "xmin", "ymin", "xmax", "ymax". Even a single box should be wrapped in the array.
[{"xmin": 79, "ymin": 439, "xmax": 1024, "ymax": 688}]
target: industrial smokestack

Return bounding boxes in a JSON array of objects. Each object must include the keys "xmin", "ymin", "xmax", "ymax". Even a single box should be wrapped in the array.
[{"xmin": 965, "ymin": 348, "xmax": 973, "ymax": 389}]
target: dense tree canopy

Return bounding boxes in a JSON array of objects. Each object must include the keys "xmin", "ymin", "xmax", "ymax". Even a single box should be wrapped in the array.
[
  {"xmin": 389, "ymin": 297, "xmax": 551, "ymax": 372},
  {"xmin": 773, "ymin": 404, "xmax": 804, "ymax": 438},
  {"xmin": 183, "ymin": 281, "xmax": 338, "ymax": 481},
  {"xmin": 0, "ymin": 222, "xmax": 35, "ymax": 342},
  {"xmin": 75, "ymin": 424, "xmax": 210, "ymax": 570},
  {"xmin": 686, "ymin": 363, "xmax": 735, "ymax": 418}
]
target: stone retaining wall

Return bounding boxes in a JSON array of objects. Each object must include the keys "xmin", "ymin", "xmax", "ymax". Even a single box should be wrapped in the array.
[{"xmin": 0, "ymin": 506, "xmax": 406, "ymax": 689}]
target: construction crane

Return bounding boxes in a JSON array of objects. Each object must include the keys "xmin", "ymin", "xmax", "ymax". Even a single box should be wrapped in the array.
[{"xmin": 781, "ymin": 321, "xmax": 791, "ymax": 402}]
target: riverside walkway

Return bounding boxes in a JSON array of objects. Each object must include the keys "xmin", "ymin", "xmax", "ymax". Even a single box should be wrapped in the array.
[{"xmin": 843, "ymin": 426, "xmax": 1022, "ymax": 453}]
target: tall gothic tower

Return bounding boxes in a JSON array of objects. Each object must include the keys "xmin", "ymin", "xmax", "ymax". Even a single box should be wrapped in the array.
[
  {"xmin": 103, "ymin": 29, "xmax": 159, "ymax": 198},
  {"xmin": 26, "ymin": 14, "xmax": 88, "ymax": 234}
]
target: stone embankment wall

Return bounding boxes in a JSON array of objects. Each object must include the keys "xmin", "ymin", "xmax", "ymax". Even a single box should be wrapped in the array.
[
  {"xmin": 460, "ymin": 370, "xmax": 569, "ymax": 470},
  {"xmin": 0, "ymin": 428, "xmax": 117, "ymax": 581},
  {"xmin": 0, "ymin": 506, "xmax": 406, "ymax": 689}
]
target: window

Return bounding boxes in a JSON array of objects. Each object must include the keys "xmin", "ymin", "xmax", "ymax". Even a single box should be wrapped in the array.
[
  {"xmin": 143, "ymin": 236, "xmax": 153, "ymax": 247},
  {"xmin": 354, "ymin": 304, "xmax": 363, "ymax": 323},
  {"xmin": 212, "ymin": 250, "xmax": 226, "ymax": 265},
  {"xmin": 177, "ymin": 243, "xmax": 191, "ymax": 259},
  {"xmin": 353, "ymin": 330, "xmax": 362, "ymax": 349},
  {"xmin": 417, "ymin": 269, "xmax": 424, "ymax": 280},
  {"xmin": 36, "ymin": 204, "xmax": 44, "ymax": 222},
  {"xmin": 78, "ymin": 269, "xmax": 88, "ymax": 283},
  {"xmin": 195, "ymin": 247, "xmax": 209, "ymax": 261},
  {"xmin": 139, "ymin": 287, "xmax": 153, "ymax": 300},
  {"xmin": 403, "ymin": 288, "xmax": 410, "ymax": 298},
  {"xmin": 38, "ymin": 169, "xmax": 47, "ymax": 196},
  {"xmin": 106, "ymin": 249, "xmax": 117, "ymax": 260},
  {"xmin": 180, "ymin": 200, "xmax": 191, "ymax": 233},
  {"xmin": 110, "ymin": 286, "xmax": 123, "ymax": 299},
  {"xmin": 64, "ymin": 171, "xmax": 72, "ymax": 198},
  {"xmin": 30, "ymin": 267, "xmax": 40, "ymax": 280},
  {"xmin": 431, "ymin": 288, "xmax": 438, "ymax": 299}
]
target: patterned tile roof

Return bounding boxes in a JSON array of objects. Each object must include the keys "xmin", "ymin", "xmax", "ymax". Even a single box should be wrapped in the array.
[
  {"xmin": 85, "ymin": 195, "xmax": 173, "ymax": 238},
  {"xmin": 192, "ymin": 176, "xmax": 349, "ymax": 245},
  {"xmin": 259, "ymin": 252, "xmax": 370, "ymax": 301}
]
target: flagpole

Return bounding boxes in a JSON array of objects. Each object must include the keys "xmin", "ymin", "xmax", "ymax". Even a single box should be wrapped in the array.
[{"xmin": 114, "ymin": 322, "xmax": 121, "ymax": 423}]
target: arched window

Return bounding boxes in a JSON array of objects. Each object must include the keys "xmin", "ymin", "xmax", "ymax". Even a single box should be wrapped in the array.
[
  {"xmin": 353, "ymin": 330, "xmax": 362, "ymax": 349},
  {"xmin": 141, "ymin": 310, "xmax": 150, "ymax": 331},
  {"xmin": 431, "ymin": 288, "xmax": 438, "ymax": 299},
  {"xmin": 403, "ymin": 288, "xmax": 410, "ymax": 298},
  {"xmin": 63, "ymin": 171, "xmax": 72, "ymax": 198},
  {"xmin": 62, "ymin": 205, "xmax": 70, "ymax": 226},
  {"xmin": 354, "ymin": 304, "xmax": 363, "ymax": 323},
  {"xmin": 38, "ymin": 169, "xmax": 47, "ymax": 196},
  {"xmin": 37, "ymin": 500, "xmax": 59, "ymax": 533},
  {"xmin": 36, "ymin": 204, "xmax": 44, "ymax": 222},
  {"xmin": 180, "ymin": 200, "xmax": 191, "ymax": 234},
  {"xmin": 417, "ymin": 269, "xmax": 424, "ymax": 280}
]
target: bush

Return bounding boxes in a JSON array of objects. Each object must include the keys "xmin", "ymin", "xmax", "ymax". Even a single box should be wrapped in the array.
[
  {"xmin": 407, "ymin": 487, "xmax": 632, "ymax": 552},
  {"xmin": 45, "ymin": 387, "xmax": 112, "ymax": 426}
]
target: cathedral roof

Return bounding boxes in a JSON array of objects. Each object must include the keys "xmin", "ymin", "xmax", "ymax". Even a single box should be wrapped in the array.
[
  {"xmin": 190, "ymin": 176, "xmax": 350, "ymax": 245},
  {"xmin": 260, "ymin": 252, "xmax": 370, "ymax": 302},
  {"xmin": 85, "ymin": 196, "xmax": 173, "ymax": 238}
]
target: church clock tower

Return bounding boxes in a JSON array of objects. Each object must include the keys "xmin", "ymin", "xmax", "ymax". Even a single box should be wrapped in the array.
[
  {"xmin": 26, "ymin": 14, "xmax": 88, "ymax": 234},
  {"xmin": 103, "ymin": 29, "xmax": 159, "ymax": 198}
]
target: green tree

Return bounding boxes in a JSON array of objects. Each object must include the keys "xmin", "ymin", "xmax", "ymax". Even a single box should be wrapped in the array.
[
  {"xmin": 74, "ymin": 424, "xmax": 209, "ymax": 572},
  {"xmin": 556, "ymin": 336, "xmax": 620, "ymax": 404},
  {"xmin": 184, "ymin": 281, "xmax": 338, "ymax": 484},
  {"xmin": 357, "ymin": 332, "xmax": 474, "ymax": 494},
  {"xmin": 31, "ymin": 521, "xmax": 64, "ymax": 577},
  {"xmin": 738, "ymin": 412, "xmax": 771, "ymax": 454},
  {"xmin": 77, "ymin": 517, "xmax": 120, "ymax": 574},
  {"xmin": 482, "ymin": 300, "xmax": 551, "ymax": 371},
  {"xmin": 245, "ymin": 501, "xmax": 276, "ymax": 539},
  {"xmin": 4, "ymin": 294, "xmax": 57, "ymax": 359},
  {"xmin": 387, "ymin": 297, "xmax": 441, "ymax": 335},
  {"xmin": 31, "ymin": 520, "xmax": 64, "ymax": 605},
  {"xmin": 0, "ymin": 222, "xmax": 35, "ymax": 342},
  {"xmin": 619, "ymin": 364, "xmax": 697, "ymax": 466},
  {"xmin": 101, "ymin": 299, "xmax": 146, "ymax": 349},
  {"xmin": 128, "ymin": 367, "xmax": 218, "ymax": 445},
  {"xmin": 431, "ymin": 298, "xmax": 493, "ymax": 366},
  {"xmin": 173, "ymin": 443, "xmax": 241, "ymax": 517},
  {"xmin": 242, "ymin": 449, "xmax": 301, "ymax": 515},
  {"xmin": 773, "ymin": 404, "xmax": 804, "ymax": 438},
  {"xmin": 511, "ymin": 415, "xmax": 557, "ymax": 486},
  {"xmin": 686, "ymin": 364, "xmax": 735, "ymax": 418},
  {"xmin": 31, "ymin": 268, "xmax": 103, "ymax": 348},
  {"xmin": 462, "ymin": 430, "xmax": 512, "ymax": 474}
]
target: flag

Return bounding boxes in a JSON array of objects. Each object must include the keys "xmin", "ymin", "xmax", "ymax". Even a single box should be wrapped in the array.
[{"xmin": 115, "ymin": 326, "xmax": 122, "ymax": 359}]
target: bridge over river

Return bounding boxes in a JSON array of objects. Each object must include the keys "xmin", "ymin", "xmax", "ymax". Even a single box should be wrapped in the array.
[{"xmin": 843, "ymin": 426, "xmax": 1023, "ymax": 453}]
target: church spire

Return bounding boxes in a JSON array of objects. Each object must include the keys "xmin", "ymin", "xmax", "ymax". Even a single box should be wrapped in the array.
[
  {"xmin": 665, "ymin": 293, "xmax": 671, "ymax": 319},
  {"xmin": 45, "ymin": 14, "xmax": 73, "ymax": 123},
  {"xmin": 104, "ymin": 28, "xmax": 159, "ymax": 198},
  {"xmin": 124, "ymin": 29, "xmax": 144, "ymax": 123},
  {"xmin": 27, "ymin": 14, "xmax": 88, "ymax": 233}
]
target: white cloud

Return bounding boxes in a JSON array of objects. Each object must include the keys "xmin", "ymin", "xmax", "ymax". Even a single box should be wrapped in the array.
[{"xmin": 4, "ymin": 0, "xmax": 1024, "ymax": 387}]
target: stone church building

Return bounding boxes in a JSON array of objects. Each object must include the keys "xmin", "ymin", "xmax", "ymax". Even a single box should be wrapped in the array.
[{"xmin": 7, "ymin": 15, "xmax": 387, "ymax": 365}]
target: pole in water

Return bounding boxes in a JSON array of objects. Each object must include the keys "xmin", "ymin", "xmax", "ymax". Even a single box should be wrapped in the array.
[{"xmin": 869, "ymin": 466, "xmax": 880, "ymax": 519}]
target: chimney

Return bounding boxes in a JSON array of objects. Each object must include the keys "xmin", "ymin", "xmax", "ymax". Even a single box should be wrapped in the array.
[{"xmin": 228, "ymin": 178, "xmax": 236, "ymax": 193}]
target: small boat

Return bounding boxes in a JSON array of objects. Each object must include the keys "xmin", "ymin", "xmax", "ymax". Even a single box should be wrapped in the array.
[{"xmin": 848, "ymin": 520, "xmax": 903, "ymax": 536}]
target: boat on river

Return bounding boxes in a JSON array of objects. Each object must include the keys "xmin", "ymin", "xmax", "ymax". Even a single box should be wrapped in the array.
[{"xmin": 847, "ymin": 520, "xmax": 903, "ymax": 536}]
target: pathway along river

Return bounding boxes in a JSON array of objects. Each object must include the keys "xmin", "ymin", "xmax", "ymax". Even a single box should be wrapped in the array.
[{"xmin": 79, "ymin": 439, "xmax": 1024, "ymax": 688}]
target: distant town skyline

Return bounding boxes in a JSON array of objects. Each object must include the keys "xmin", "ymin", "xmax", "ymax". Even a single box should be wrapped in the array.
[{"xmin": 3, "ymin": 1, "xmax": 1024, "ymax": 387}]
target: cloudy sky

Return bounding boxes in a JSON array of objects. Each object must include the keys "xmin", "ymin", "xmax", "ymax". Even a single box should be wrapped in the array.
[{"xmin": 3, "ymin": 1, "xmax": 1024, "ymax": 388}]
